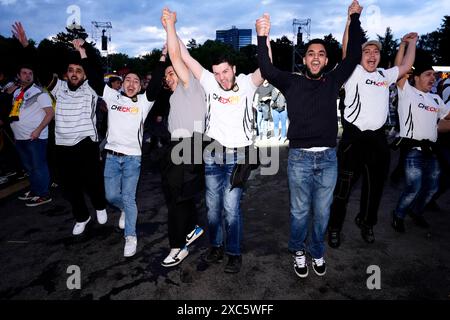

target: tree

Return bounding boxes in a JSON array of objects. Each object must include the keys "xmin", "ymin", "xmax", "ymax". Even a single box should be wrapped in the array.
[
  {"xmin": 417, "ymin": 16, "xmax": 449, "ymax": 64},
  {"xmin": 270, "ymin": 36, "xmax": 293, "ymax": 71},
  {"xmin": 323, "ymin": 34, "xmax": 342, "ymax": 72},
  {"xmin": 187, "ymin": 38, "xmax": 199, "ymax": 49},
  {"xmin": 108, "ymin": 53, "xmax": 130, "ymax": 73},
  {"xmin": 417, "ymin": 31, "xmax": 440, "ymax": 63},
  {"xmin": 52, "ymin": 24, "xmax": 90, "ymax": 49},
  {"xmin": 377, "ymin": 27, "xmax": 398, "ymax": 68},
  {"xmin": 436, "ymin": 15, "xmax": 450, "ymax": 65},
  {"xmin": 189, "ymin": 40, "xmax": 237, "ymax": 71}
]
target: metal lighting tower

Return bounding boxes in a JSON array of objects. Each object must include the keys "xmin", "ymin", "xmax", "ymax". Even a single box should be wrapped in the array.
[
  {"xmin": 91, "ymin": 21, "xmax": 112, "ymax": 71},
  {"xmin": 292, "ymin": 18, "xmax": 311, "ymax": 73}
]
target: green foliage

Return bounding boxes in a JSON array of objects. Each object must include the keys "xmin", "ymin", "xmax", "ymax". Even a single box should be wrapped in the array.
[
  {"xmin": 377, "ymin": 27, "xmax": 398, "ymax": 68},
  {"xmin": 1, "ymin": 16, "xmax": 449, "ymax": 81},
  {"xmin": 271, "ymin": 36, "xmax": 293, "ymax": 71},
  {"xmin": 323, "ymin": 33, "xmax": 342, "ymax": 72},
  {"xmin": 419, "ymin": 16, "xmax": 450, "ymax": 65}
]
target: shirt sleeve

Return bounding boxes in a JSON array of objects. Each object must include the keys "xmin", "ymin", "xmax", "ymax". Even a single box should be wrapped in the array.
[
  {"xmin": 344, "ymin": 65, "xmax": 361, "ymax": 92},
  {"xmin": 142, "ymin": 101, "xmax": 155, "ymax": 121},
  {"xmin": 386, "ymin": 66, "xmax": 400, "ymax": 85},
  {"xmin": 244, "ymin": 73, "xmax": 258, "ymax": 92},
  {"xmin": 103, "ymin": 84, "xmax": 117, "ymax": 104},
  {"xmin": 438, "ymin": 96, "xmax": 450, "ymax": 119},
  {"xmin": 37, "ymin": 92, "xmax": 53, "ymax": 109},
  {"xmin": 443, "ymin": 80, "xmax": 450, "ymax": 105},
  {"xmin": 199, "ymin": 68, "xmax": 214, "ymax": 94},
  {"xmin": 397, "ymin": 80, "xmax": 410, "ymax": 99},
  {"xmin": 51, "ymin": 79, "xmax": 62, "ymax": 97}
]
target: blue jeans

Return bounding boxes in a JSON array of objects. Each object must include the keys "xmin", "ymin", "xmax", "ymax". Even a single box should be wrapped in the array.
[
  {"xmin": 271, "ymin": 109, "xmax": 287, "ymax": 138},
  {"xmin": 15, "ymin": 139, "xmax": 50, "ymax": 197},
  {"xmin": 288, "ymin": 148, "xmax": 337, "ymax": 259},
  {"xmin": 104, "ymin": 153, "xmax": 141, "ymax": 237},
  {"xmin": 204, "ymin": 149, "xmax": 245, "ymax": 256},
  {"xmin": 394, "ymin": 149, "xmax": 440, "ymax": 218},
  {"xmin": 257, "ymin": 108, "xmax": 269, "ymax": 138}
]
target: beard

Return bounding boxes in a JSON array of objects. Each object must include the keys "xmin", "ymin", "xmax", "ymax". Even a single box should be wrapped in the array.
[
  {"xmin": 68, "ymin": 78, "xmax": 84, "ymax": 90},
  {"xmin": 305, "ymin": 66, "xmax": 325, "ymax": 80},
  {"xmin": 218, "ymin": 75, "xmax": 237, "ymax": 91}
]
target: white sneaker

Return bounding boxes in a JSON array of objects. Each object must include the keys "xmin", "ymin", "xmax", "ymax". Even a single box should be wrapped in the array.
[
  {"xmin": 124, "ymin": 236, "xmax": 137, "ymax": 257},
  {"xmin": 72, "ymin": 217, "xmax": 91, "ymax": 235},
  {"xmin": 119, "ymin": 211, "xmax": 125, "ymax": 229},
  {"xmin": 312, "ymin": 257, "xmax": 327, "ymax": 276},
  {"xmin": 161, "ymin": 247, "xmax": 189, "ymax": 267},
  {"xmin": 186, "ymin": 225, "xmax": 204, "ymax": 246},
  {"xmin": 96, "ymin": 209, "xmax": 108, "ymax": 224}
]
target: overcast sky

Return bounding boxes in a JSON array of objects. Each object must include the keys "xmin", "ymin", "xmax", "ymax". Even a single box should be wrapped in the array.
[{"xmin": 1, "ymin": 0, "xmax": 449, "ymax": 57}]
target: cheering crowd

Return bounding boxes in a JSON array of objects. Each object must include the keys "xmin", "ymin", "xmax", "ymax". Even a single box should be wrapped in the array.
[{"xmin": 0, "ymin": 1, "xmax": 449, "ymax": 278}]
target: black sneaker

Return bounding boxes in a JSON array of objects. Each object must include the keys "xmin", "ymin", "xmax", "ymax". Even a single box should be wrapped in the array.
[
  {"xmin": 355, "ymin": 216, "xmax": 375, "ymax": 243},
  {"xmin": 410, "ymin": 213, "xmax": 429, "ymax": 229},
  {"xmin": 392, "ymin": 215, "xmax": 405, "ymax": 233},
  {"xmin": 328, "ymin": 230, "xmax": 341, "ymax": 248},
  {"xmin": 224, "ymin": 255, "xmax": 242, "ymax": 273},
  {"xmin": 202, "ymin": 246, "xmax": 224, "ymax": 264},
  {"xmin": 293, "ymin": 250, "xmax": 308, "ymax": 278},
  {"xmin": 312, "ymin": 257, "xmax": 326, "ymax": 276}
]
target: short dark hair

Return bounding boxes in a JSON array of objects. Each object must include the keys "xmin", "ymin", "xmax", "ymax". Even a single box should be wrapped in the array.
[
  {"xmin": 17, "ymin": 63, "xmax": 35, "ymax": 74},
  {"xmin": 211, "ymin": 54, "xmax": 235, "ymax": 67},
  {"xmin": 108, "ymin": 76, "xmax": 121, "ymax": 84},
  {"xmin": 412, "ymin": 49, "xmax": 434, "ymax": 77},
  {"xmin": 305, "ymin": 39, "xmax": 328, "ymax": 56},
  {"xmin": 123, "ymin": 71, "xmax": 142, "ymax": 81},
  {"xmin": 66, "ymin": 50, "xmax": 83, "ymax": 68}
]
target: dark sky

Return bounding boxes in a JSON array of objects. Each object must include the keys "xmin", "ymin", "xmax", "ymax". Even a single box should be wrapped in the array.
[{"xmin": 0, "ymin": 0, "xmax": 448, "ymax": 56}]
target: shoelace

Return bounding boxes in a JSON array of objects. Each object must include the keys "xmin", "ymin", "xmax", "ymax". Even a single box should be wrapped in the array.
[
  {"xmin": 294, "ymin": 252, "xmax": 306, "ymax": 267},
  {"xmin": 125, "ymin": 236, "xmax": 136, "ymax": 244},
  {"xmin": 173, "ymin": 247, "xmax": 187, "ymax": 259},
  {"xmin": 313, "ymin": 257, "xmax": 325, "ymax": 267}
]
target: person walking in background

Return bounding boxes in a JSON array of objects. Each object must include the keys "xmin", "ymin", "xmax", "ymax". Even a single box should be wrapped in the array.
[{"xmin": 270, "ymin": 87, "xmax": 288, "ymax": 143}]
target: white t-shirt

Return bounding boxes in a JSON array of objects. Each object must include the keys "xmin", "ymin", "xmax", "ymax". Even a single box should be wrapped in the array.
[
  {"xmin": 102, "ymin": 85, "xmax": 154, "ymax": 156},
  {"xmin": 11, "ymin": 84, "xmax": 52, "ymax": 140},
  {"xmin": 398, "ymin": 81, "xmax": 450, "ymax": 142},
  {"xmin": 200, "ymin": 70, "xmax": 257, "ymax": 148},
  {"xmin": 442, "ymin": 78, "xmax": 450, "ymax": 106},
  {"xmin": 344, "ymin": 65, "xmax": 399, "ymax": 131},
  {"xmin": 52, "ymin": 79, "xmax": 99, "ymax": 146}
]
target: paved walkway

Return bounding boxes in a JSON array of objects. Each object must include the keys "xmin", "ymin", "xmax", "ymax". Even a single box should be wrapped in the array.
[{"xmin": 0, "ymin": 145, "xmax": 449, "ymax": 300}]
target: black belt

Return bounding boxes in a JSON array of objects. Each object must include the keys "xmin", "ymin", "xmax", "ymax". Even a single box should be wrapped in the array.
[{"xmin": 106, "ymin": 149, "xmax": 127, "ymax": 156}]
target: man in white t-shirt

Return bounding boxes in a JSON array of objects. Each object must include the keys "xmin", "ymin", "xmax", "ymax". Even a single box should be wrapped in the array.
[
  {"xmin": 391, "ymin": 59, "xmax": 450, "ymax": 233},
  {"xmin": 177, "ymin": 13, "xmax": 264, "ymax": 274},
  {"xmin": 102, "ymin": 51, "xmax": 166, "ymax": 257},
  {"xmin": 9, "ymin": 64, "xmax": 54, "ymax": 207},
  {"xmin": 328, "ymin": 28, "xmax": 418, "ymax": 247}
]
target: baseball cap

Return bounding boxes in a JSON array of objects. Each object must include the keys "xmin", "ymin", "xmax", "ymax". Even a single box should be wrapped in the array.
[{"xmin": 362, "ymin": 40, "xmax": 382, "ymax": 51}]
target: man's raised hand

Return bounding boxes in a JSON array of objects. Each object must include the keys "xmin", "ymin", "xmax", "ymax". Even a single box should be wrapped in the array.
[
  {"xmin": 161, "ymin": 8, "xmax": 177, "ymax": 30},
  {"xmin": 402, "ymin": 32, "xmax": 418, "ymax": 44},
  {"xmin": 348, "ymin": 0, "xmax": 363, "ymax": 16},
  {"xmin": 72, "ymin": 39, "xmax": 87, "ymax": 58},
  {"xmin": 256, "ymin": 13, "xmax": 271, "ymax": 37},
  {"xmin": 12, "ymin": 22, "xmax": 28, "ymax": 47}
]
